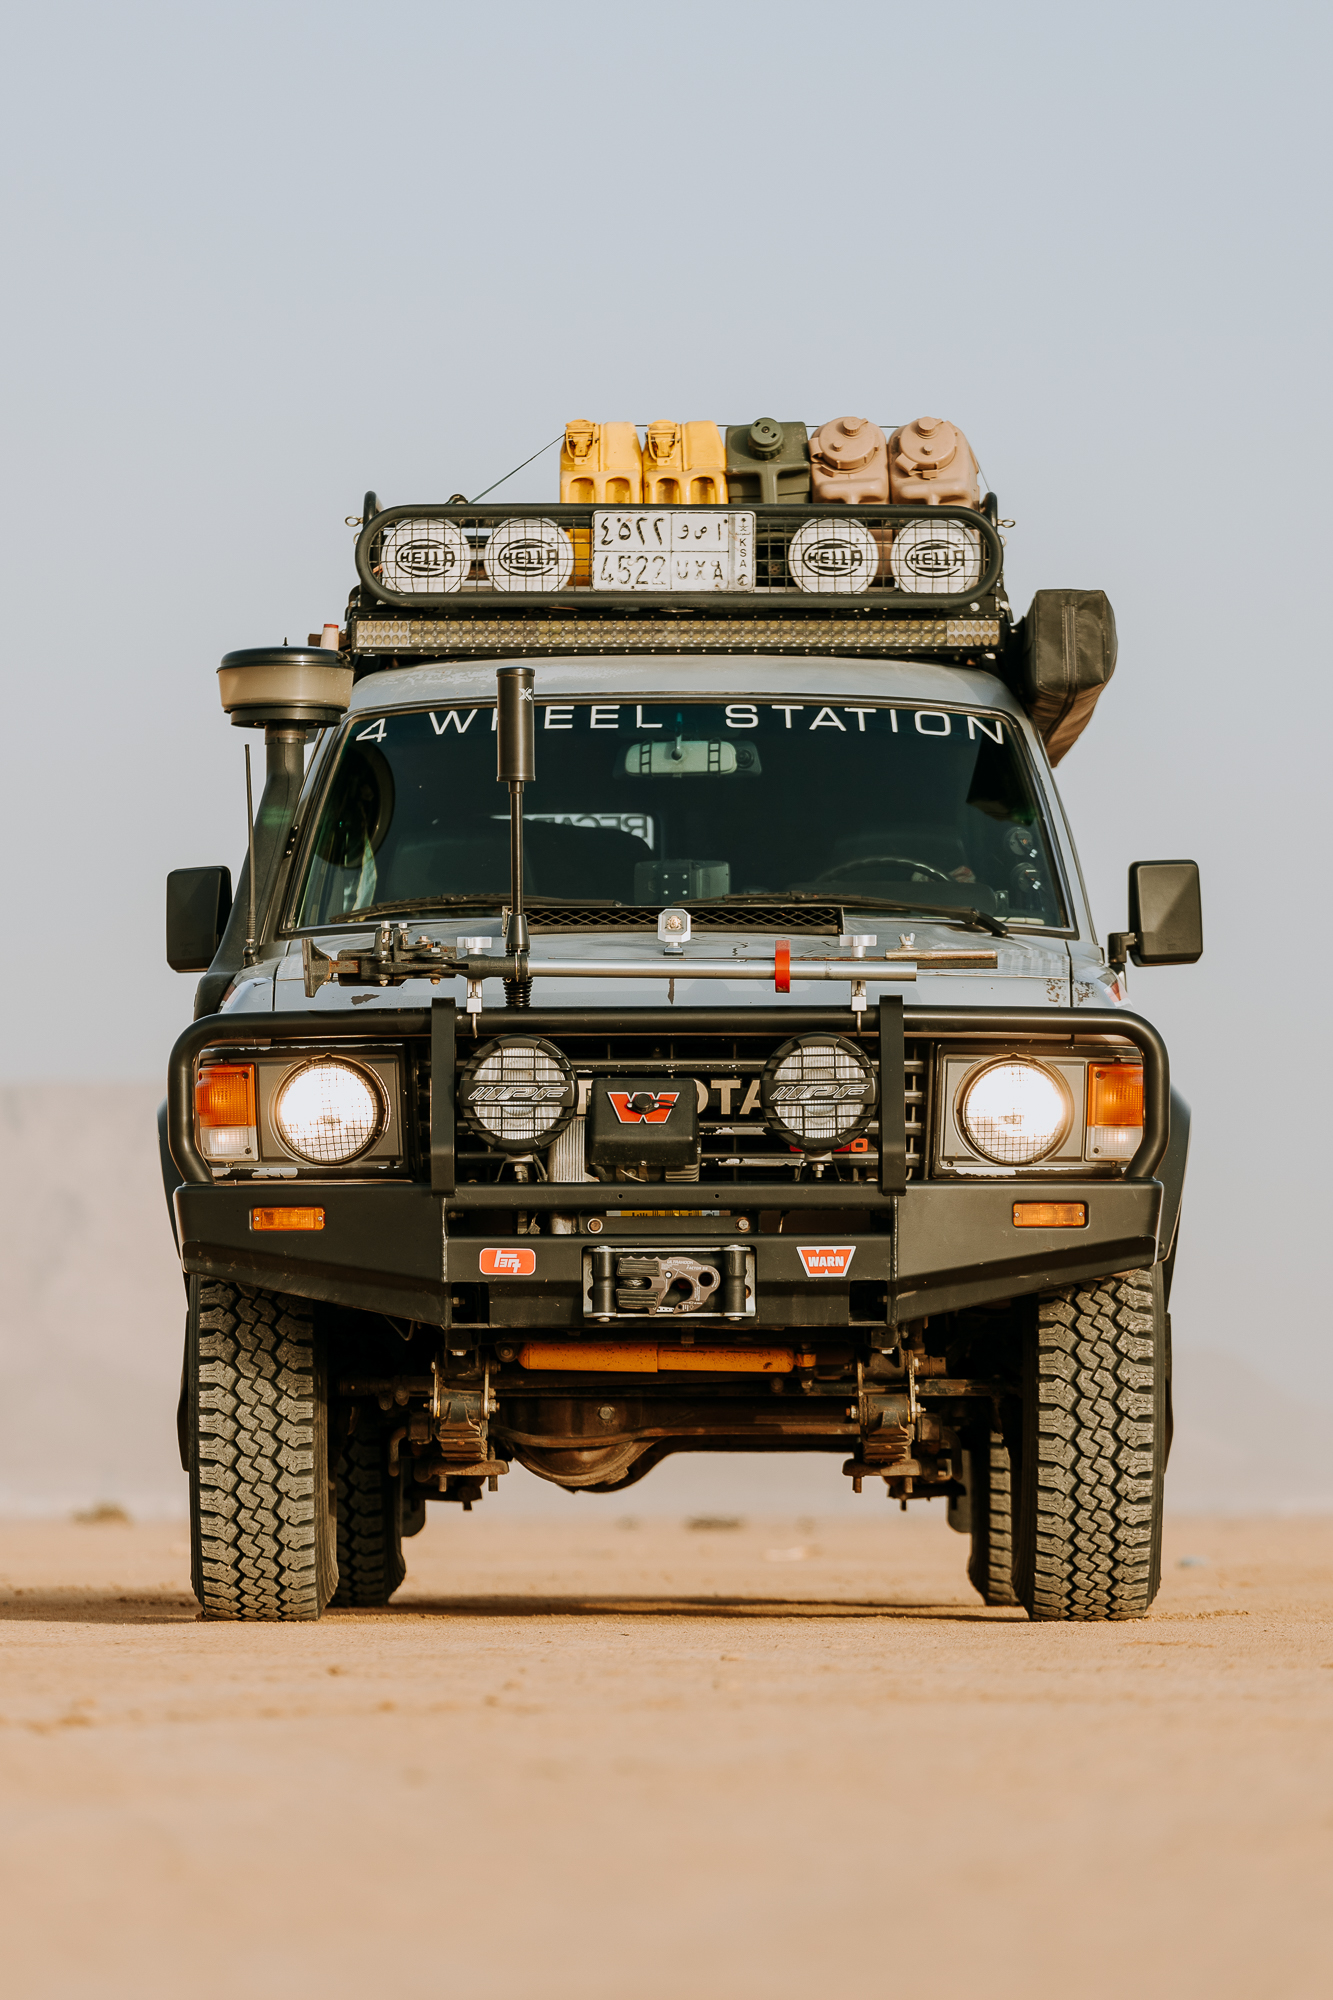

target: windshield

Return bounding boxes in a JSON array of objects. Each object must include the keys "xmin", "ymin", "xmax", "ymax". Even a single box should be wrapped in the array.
[{"xmin": 294, "ymin": 698, "xmax": 1067, "ymax": 928}]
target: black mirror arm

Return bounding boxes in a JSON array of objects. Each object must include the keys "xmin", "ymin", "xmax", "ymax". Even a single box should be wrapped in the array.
[{"xmin": 1107, "ymin": 931, "xmax": 1137, "ymax": 974}]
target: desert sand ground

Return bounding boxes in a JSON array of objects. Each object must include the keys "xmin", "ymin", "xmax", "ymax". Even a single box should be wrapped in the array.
[{"xmin": 1, "ymin": 1508, "xmax": 1331, "ymax": 2000}]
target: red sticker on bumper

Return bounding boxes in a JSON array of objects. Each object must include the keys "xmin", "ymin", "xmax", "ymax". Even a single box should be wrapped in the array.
[
  {"xmin": 797, "ymin": 1244, "xmax": 855, "ymax": 1278},
  {"xmin": 479, "ymin": 1247, "xmax": 537, "ymax": 1277}
]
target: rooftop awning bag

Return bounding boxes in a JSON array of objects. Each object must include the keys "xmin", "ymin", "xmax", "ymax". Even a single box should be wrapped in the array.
[{"xmin": 1019, "ymin": 589, "xmax": 1117, "ymax": 765}]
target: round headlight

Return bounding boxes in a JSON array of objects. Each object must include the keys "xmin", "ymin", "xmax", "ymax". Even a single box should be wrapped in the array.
[
  {"xmin": 959, "ymin": 1060, "xmax": 1071, "ymax": 1165},
  {"xmin": 761, "ymin": 1035, "xmax": 877, "ymax": 1151},
  {"xmin": 460, "ymin": 1037, "xmax": 577, "ymax": 1155},
  {"xmin": 273, "ymin": 1059, "xmax": 387, "ymax": 1165}
]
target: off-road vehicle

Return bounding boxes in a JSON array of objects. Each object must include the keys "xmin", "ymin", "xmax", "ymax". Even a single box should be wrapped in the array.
[{"xmin": 163, "ymin": 424, "xmax": 1202, "ymax": 1621}]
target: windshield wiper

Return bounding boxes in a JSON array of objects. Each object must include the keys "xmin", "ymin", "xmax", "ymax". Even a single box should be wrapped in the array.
[
  {"xmin": 704, "ymin": 891, "xmax": 1010, "ymax": 939},
  {"xmin": 333, "ymin": 894, "xmax": 507, "ymax": 921}
]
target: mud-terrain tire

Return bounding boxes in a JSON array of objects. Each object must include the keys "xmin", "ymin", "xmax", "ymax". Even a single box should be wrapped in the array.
[
  {"xmin": 1013, "ymin": 1267, "xmax": 1166, "ymax": 1622},
  {"xmin": 966, "ymin": 1432, "xmax": 1017, "ymax": 1606},
  {"xmin": 332, "ymin": 1423, "xmax": 407, "ymax": 1607},
  {"xmin": 188, "ymin": 1280, "xmax": 337, "ymax": 1621}
]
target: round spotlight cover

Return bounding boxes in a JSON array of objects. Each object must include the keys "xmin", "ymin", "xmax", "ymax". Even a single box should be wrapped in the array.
[
  {"xmin": 273, "ymin": 1060, "xmax": 386, "ymax": 1165},
  {"xmin": 761, "ymin": 1035, "xmax": 877, "ymax": 1150},
  {"xmin": 379, "ymin": 517, "xmax": 470, "ymax": 595},
  {"xmin": 888, "ymin": 517, "xmax": 983, "ymax": 595},
  {"xmin": 460, "ymin": 1037, "xmax": 577, "ymax": 1155},
  {"xmin": 787, "ymin": 516, "xmax": 878, "ymax": 595},
  {"xmin": 483, "ymin": 517, "xmax": 574, "ymax": 593},
  {"xmin": 959, "ymin": 1060, "xmax": 1071, "ymax": 1166}
]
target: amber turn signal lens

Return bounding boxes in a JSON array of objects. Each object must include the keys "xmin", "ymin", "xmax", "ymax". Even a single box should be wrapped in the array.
[
  {"xmin": 1013, "ymin": 1202, "xmax": 1087, "ymax": 1229},
  {"xmin": 196, "ymin": 1063, "xmax": 256, "ymax": 1128},
  {"xmin": 250, "ymin": 1207, "xmax": 325, "ymax": 1232},
  {"xmin": 1087, "ymin": 1063, "xmax": 1144, "ymax": 1129}
]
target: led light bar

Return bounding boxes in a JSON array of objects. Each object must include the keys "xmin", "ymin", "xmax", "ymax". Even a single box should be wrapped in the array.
[{"xmin": 352, "ymin": 615, "xmax": 1001, "ymax": 655}]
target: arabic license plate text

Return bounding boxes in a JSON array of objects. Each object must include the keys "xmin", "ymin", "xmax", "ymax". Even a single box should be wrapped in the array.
[{"xmin": 592, "ymin": 510, "xmax": 755, "ymax": 592}]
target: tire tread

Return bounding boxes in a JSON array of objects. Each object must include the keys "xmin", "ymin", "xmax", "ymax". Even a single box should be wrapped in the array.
[
  {"xmin": 189, "ymin": 1281, "xmax": 335, "ymax": 1621},
  {"xmin": 331, "ymin": 1428, "xmax": 407, "ymax": 1607},
  {"xmin": 967, "ymin": 1432, "xmax": 1017, "ymax": 1606},
  {"xmin": 1015, "ymin": 1269, "xmax": 1165, "ymax": 1622}
]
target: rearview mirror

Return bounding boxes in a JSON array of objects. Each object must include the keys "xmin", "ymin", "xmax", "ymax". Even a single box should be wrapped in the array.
[
  {"xmin": 621, "ymin": 740, "xmax": 761, "ymax": 777},
  {"xmin": 1119, "ymin": 859, "xmax": 1202, "ymax": 967},
  {"xmin": 167, "ymin": 866, "xmax": 233, "ymax": 972}
]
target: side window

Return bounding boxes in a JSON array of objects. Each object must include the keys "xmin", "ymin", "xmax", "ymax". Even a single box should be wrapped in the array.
[{"xmin": 297, "ymin": 745, "xmax": 395, "ymax": 923}]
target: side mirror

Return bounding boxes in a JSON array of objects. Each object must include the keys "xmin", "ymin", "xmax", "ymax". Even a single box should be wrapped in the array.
[
  {"xmin": 1109, "ymin": 860, "xmax": 1202, "ymax": 969},
  {"xmin": 167, "ymin": 866, "xmax": 233, "ymax": 972}
]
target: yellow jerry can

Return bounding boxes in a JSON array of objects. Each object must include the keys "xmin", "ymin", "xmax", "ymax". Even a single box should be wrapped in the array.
[
  {"xmin": 560, "ymin": 421, "xmax": 643, "ymax": 505},
  {"xmin": 641, "ymin": 421, "xmax": 729, "ymax": 504}
]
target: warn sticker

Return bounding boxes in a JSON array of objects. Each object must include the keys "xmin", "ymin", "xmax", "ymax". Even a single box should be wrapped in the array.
[
  {"xmin": 796, "ymin": 1245, "xmax": 856, "ymax": 1278},
  {"xmin": 607, "ymin": 1089, "xmax": 680, "ymax": 1125},
  {"xmin": 479, "ymin": 1247, "xmax": 537, "ymax": 1277}
]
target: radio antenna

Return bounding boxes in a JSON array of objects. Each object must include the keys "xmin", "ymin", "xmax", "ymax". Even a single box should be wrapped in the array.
[
  {"xmin": 495, "ymin": 666, "xmax": 535, "ymax": 1004},
  {"xmin": 243, "ymin": 743, "xmax": 258, "ymax": 967},
  {"xmin": 471, "ymin": 434, "xmax": 563, "ymax": 504}
]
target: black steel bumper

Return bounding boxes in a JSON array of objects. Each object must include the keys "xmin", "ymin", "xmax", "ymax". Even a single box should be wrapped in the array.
[
  {"xmin": 168, "ymin": 1001, "xmax": 1170, "ymax": 1326},
  {"xmin": 174, "ymin": 1174, "xmax": 1161, "ymax": 1325}
]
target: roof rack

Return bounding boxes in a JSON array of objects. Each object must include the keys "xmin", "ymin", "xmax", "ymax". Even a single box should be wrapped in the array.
[{"xmin": 350, "ymin": 501, "xmax": 1007, "ymax": 662}]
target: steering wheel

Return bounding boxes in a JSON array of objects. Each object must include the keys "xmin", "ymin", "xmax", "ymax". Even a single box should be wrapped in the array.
[{"xmin": 813, "ymin": 854, "xmax": 957, "ymax": 887}]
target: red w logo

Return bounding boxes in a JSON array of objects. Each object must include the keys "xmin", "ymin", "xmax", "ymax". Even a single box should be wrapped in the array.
[{"xmin": 608, "ymin": 1090, "xmax": 680, "ymax": 1125}]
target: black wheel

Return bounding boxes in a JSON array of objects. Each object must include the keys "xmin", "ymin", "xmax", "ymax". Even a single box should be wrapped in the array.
[
  {"xmin": 188, "ymin": 1280, "xmax": 338, "ymax": 1621},
  {"xmin": 332, "ymin": 1419, "xmax": 408, "ymax": 1607},
  {"xmin": 1013, "ymin": 1268, "xmax": 1166, "ymax": 1622},
  {"xmin": 966, "ymin": 1431, "xmax": 1017, "ymax": 1606}
]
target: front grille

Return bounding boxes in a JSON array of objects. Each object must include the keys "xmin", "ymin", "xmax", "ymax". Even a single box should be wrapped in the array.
[
  {"xmin": 409, "ymin": 1043, "xmax": 431, "ymax": 1173},
  {"xmin": 439, "ymin": 1024, "xmax": 931, "ymax": 1191},
  {"xmin": 904, "ymin": 1039, "xmax": 930, "ymax": 1182},
  {"xmin": 523, "ymin": 901, "xmax": 843, "ymax": 934}
]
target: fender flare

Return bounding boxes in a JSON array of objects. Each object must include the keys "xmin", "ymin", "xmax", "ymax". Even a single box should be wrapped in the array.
[{"xmin": 1157, "ymin": 1086, "xmax": 1191, "ymax": 1280}]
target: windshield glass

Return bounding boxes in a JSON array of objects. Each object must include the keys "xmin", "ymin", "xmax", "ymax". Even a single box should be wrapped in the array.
[{"xmin": 294, "ymin": 698, "xmax": 1067, "ymax": 928}]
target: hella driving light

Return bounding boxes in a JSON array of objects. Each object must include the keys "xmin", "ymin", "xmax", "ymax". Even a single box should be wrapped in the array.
[
  {"xmin": 460, "ymin": 1037, "xmax": 577, "ymax": 1155},
  {"xmin": 959, "ymin": 1060, "xmax": 1071, "ymax": 1166},
  {"xmin": 379, "ymin": 517, "xmax": 470, "ymax": 595},
  {"xmin": 272, "ymin": 1060, "xmax": 387, "ymax": 1165},
  {"xmin": 787, "ymin": 517, "xmax": 878, "ymax": 595},
  {"xmin": 760, "ymin": 1035, "xmax": 877, "ymax": 1150},
  {"xmin": 889, "ymin": 518, "xmax": 983, "ymax": 595},
  {"xmin": 483, "ymin": 518, "xmax": 574, "ymax": 593},
  {"xmin": 196, "ymin": 1062, "xmax": 257, "ymax": 1162}
]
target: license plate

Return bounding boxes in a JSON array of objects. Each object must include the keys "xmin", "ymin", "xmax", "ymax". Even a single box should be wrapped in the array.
[{"xmin": 592, "ymin": 510, "xmax": 755, "ymax": 592}]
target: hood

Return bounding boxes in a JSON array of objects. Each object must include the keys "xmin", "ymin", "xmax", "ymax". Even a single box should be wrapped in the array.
[{"xmin": 265, "ymin": 917, "xmax": 1081, "ymax": 1016}]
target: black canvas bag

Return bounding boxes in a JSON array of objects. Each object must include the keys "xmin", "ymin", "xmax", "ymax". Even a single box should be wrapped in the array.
[{"xmin": 1018, "ymin": 589, "xmax": 1117, "ymax": 764}]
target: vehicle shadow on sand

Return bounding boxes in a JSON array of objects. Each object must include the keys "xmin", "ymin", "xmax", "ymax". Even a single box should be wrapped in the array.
[
  {"xmin": 0, "ymin": 1589, "xmax": 200, "ymax": 1625},
  {"xmin": 362, "ymin": 1593, "xmax": 1026, "ymax": 1624},
  {"xmin": 0, "ymin": 1588, "xmax": 1024, "ymax": 1626}
]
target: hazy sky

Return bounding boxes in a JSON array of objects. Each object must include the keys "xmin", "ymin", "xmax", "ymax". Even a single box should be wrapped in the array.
[{"xmin": 2, "ymin": 1, "xmax": 1329, "ymax": 1389}]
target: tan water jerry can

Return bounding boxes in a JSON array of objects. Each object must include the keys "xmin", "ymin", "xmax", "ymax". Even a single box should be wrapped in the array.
[
  {"xmin": 642, "ymin": 421, "xmax": 728, "ymax": 504},
  {"xmin": 888, "ymin": 416, "xmax": 980, "ymax": 507},
  {"xmin": 809, "ymin": 416, "xmax": 890, "ymax": 504},
  {"xmin": 560, "ymin": 421, "xmax": 643, "ymax": 504},
  {"xmin": 724, "ymin": 419, "xmax": 811, "ymax": 505}
]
